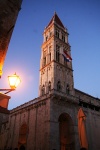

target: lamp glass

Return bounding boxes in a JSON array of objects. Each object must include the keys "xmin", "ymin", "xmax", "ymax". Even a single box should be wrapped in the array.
[{"xmin": 8, "ymin": 73, "xmax": 21, "ymax": 89}]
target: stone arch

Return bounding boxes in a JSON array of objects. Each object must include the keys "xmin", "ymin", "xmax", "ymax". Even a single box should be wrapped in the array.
[
  {"xmin": 58, "ymin": 113, "xmax": 75, "ymax": 150},
  {"xmin": 18, "ymin": 123, "xmax": 28, "ymax": 149}
]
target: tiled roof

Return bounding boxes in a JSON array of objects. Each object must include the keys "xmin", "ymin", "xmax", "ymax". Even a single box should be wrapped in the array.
[
  {"xmin": 46, "ymin": 12, "xmax": 65, "ymax": 28},
  {"xmin": 0, "ymin": 106, "xmax": 10, "ymax": 114}
]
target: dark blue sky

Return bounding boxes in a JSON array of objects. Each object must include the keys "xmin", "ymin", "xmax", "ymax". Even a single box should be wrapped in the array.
[{"xmin": 1, "ymin": 0, "xmax": 100, "ymax": 109}]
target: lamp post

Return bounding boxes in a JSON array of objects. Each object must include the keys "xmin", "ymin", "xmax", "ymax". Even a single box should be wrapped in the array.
[{"xmin": 0, "ymin": 73, "xmax": 21, "ymax": 94}]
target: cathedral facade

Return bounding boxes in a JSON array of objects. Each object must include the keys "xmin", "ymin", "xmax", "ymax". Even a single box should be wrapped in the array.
[{"xmin": 0, "ymin": 13, "xmax": 100, "ymax": 150}]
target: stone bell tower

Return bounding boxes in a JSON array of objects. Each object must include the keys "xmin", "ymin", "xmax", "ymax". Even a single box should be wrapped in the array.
[{"xmin": 39, "ymin": 12, "xmax": 74, "ymax": 96}]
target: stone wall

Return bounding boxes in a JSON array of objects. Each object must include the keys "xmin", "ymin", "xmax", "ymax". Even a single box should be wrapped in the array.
[
  {"xmin": 0, "ymin": 91, "xmax": 100, "ymax": 150},
  {"xmin": 5, "ymin": 96, "xmax": 51, "ymax": 150},
  {"xmin": 0, "ymin": 0, "xmax": 23, "ymax": 76}
]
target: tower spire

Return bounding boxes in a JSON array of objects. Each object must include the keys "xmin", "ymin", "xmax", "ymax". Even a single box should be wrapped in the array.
[{"xmin": 46, "ymin": 12, "xmax": 65, "ymax": 29}]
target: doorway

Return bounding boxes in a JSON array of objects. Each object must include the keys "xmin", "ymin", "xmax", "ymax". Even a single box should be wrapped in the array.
[{"xmin": 59, "ymin": 113, "xmax": 75, "ymax": 150}]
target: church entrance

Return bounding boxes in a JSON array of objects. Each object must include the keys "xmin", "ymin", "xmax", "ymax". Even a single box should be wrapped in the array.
[
  {"xmin": 59, "ymin": 113, "xmax": 75, "ymax": 150},
  {"xmin": 18, "ymin": 123, "xmax": 28, "ymax": 150}
]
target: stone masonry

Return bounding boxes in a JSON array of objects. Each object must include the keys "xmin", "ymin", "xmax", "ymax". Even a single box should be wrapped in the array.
[{"xmin": 0, "ymin": 0, "xmax": 23, "ymax": 77}]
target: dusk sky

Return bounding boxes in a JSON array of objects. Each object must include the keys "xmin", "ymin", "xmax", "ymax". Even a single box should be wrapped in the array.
[{"xmin": 1, "ymin": 0, "xmax": 100, "ymax": 110}]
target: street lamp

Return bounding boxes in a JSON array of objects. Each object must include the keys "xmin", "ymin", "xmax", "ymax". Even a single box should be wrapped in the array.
[{"xmin": 0, "ymin": 73, "xmax": 21, "ymax": 94}]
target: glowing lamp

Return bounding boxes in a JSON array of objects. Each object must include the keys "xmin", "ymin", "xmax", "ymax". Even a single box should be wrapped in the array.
[
  {"xmin": 0, "ymin": 73, "xmax": 21, "ymax": 94},
  {"xmin": 8, "ymin": 73, "xmax": 21, "ymax": 89}
]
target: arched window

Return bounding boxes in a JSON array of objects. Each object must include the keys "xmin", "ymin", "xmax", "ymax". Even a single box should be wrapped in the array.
[
  {"xmin": 57, "ymin": 81, "xmax": 61, "ymax": 91},
  {"xmin": 59, "ymin": 113, "xmax": 75, "ymax": 150},
  {"xmin": 48, "ymin": 81, "xmax": 51, "ymax": 92},
  {"xmin": 56, "ymin": 45, "xmax": 60, "ymax": 62},
  {"xmin": 46, "ymin": 35, "xmax": 48, "ymax": 41},
  {"xmin": 62, "ymin": 33, "xmax": 65, "ymax": 42},
  {"xmin": 49, "ymin": 52, "xmax": 51, "ymax": 62},
  {"xmin": 55, "ymin": 29, "xmax": 59, "ymax": 38},
  {"xmin": 42, "ymin": 85, "xmax": 45, "ymax": 95},
  {"xmin": 43, "ymin": 57, "xmax": 46, "ymax": 66},
  {"xmin": 50, "ymin": 31, "xmax": 52, "ymax": 37},
  {"xmin": 48, "ymin": 46, "xmax": 51, "ymax": 63},
  {"xmin": 66, "ymin": 84, "xmax": 70, "ymax": 95},
  {"xmin": 43, "ymin": 51, "xmax": 46, "ymax": 66}
]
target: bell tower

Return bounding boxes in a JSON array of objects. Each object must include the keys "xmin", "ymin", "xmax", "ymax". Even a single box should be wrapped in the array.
[{"xmin": 39, "ymin": 12, "xmax": 74, "ymax": 96}]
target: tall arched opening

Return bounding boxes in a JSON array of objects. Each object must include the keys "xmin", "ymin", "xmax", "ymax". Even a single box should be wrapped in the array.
[
  {"xmin": 59, "ymin": 113, "xmax": 75, "ymax": 150},
  {"xmin": 18, "ymin": 123, "xmax": 28, "ymax": 150}
]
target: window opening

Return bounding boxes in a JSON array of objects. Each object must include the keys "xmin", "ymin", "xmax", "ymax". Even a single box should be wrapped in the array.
[
  {"xmin": 62, "ymin": 33, "xmax": 65, "ymax": 42},
  {"xmin": 56, "ymin": 45, "xmax": 60, "ymax": 62},
  {"xmin": 66, "ymin": 84, "xmax": 70, "ymax": 94},
  {"xmin": 57, "ymin": 81, "xmax": 61, "ymax": 91},
  {"xmin": 55, "ymin": 29, "xmax": 59, "ymax": 38},
  {"xmin": 42, "ymin": 85, "xmax": 45, "ymax": 95},
  {"xmin": 48, "ymin": 81, "xmax": 51, "ymax": 92}
]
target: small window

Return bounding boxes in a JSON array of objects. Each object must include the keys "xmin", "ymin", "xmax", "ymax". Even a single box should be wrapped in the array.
[
  {"xmin": 42, "ymin": 85, "xmax": 45, "ymax": 95},
  {"xmin": 57, "ymin": 81, "xmax": 61, "ymax": 91},
  {"xmin": 49, "ymin": 47, "xmax": 51, "ymax": 62},
  {"xmin": 55, "ymin": 29, "xmax": 59, "ymax": 38},
  {"xmin": 48, "ymin": 81, "xmax": 51, "ymax": 92},
  {"xmin": 56, "ymin": 45, "xmax": 60, "ymax": 62},
  {"xmin": 46, "ymin": 36, "xmax": 48, "ymax": 41},
  {"xmin": 48, "ymin": 53, "xmax": 51, "ymax": 63},
  {"xmin": 62, "ymin": 33, "xmax": 65, "ymax": 42},
  {"xmin": 50, "ymin": 32, "xmax": 52, "ymax": 37},
  {"xmin": 43, "ymin": 57, "xmax": 46, "ymax": 66},
  {"xmin": 43, "ymin": 51, "xmax": 46, "ymax": 66},
  {"xmin": 66, "ymin": 84, "xmax": 70, "ymax": 94},
  {"xmin": 50, "ymin": 53, "xmax": 51, "ymax": 61}
]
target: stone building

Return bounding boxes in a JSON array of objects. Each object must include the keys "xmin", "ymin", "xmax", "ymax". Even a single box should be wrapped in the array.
[
  {"xmin": 0, "ymin": 13, "xmax": 100, "ymax": 150},
  {"xmin": 0, "ymin": 0, "xmax": 23, "ymax": 77},
  {"xmin": 0, "ymin": 0, "xmax": 22, "ymax": 149}
]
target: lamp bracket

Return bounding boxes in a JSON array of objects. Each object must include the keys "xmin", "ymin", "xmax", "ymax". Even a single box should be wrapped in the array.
[{"xmin": 0, "ymin": 89, "xmax": 15, "ymax": 94}]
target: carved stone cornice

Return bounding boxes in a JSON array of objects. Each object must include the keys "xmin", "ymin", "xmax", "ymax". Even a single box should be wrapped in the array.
[
  {"xmin": 50, "ymin": 92, "xmax": 79, "ymax": 106},
  {"xmin": 10, "ymin": 99, "xmax": 46, "ymax": 116}
]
